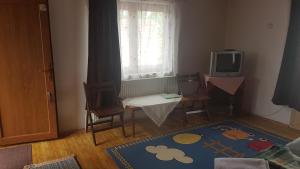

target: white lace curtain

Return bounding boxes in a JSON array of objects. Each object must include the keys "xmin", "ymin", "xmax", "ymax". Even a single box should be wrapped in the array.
[{"xmin": 118, "ymin": 0, "xmax": 179, "ymax": 80}]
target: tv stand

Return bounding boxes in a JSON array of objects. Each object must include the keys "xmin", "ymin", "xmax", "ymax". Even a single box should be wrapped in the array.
[{"xmin": 204, "ymin": 74, "xmax": 245, "ymax": 116}]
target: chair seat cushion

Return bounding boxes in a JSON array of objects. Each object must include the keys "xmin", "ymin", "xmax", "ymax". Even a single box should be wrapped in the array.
[{"xmin": 92, "ymin": 106, "xmax": 124, "ymax": 117}]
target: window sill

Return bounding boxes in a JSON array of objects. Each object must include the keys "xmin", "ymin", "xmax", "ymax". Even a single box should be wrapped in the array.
[{"xmin": 121, "ymin": 75, "xmax": 175, "ymax": 82}]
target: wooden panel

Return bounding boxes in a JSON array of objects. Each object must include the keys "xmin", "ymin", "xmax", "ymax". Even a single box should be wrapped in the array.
[{"xmin": 0, "ymin": 0, "xmax": 57, "ymax": 145}]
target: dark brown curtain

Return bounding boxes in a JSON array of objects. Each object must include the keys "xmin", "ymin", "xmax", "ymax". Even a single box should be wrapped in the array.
[
  {"xmin": 87, "ymin": 0, "xmax": 121, "ymax": 94},
  {"xmin": 272, "ymin": 0, "xmax": 300, "ymax": 111}
]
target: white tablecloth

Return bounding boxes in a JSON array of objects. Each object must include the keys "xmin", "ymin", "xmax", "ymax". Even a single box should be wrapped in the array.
[
  {"xmin": 204, "ymin": 75, "xmax": 245, "ymax": 95},
  {"xmin": 123, "ymin": 94, "xmax": 182, "ymax": 126}
]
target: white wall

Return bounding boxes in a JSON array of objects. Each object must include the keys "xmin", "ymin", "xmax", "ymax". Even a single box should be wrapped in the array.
[
  {"xmin": 49, "ymin": 0, "xmax": 89, "ymax": 132},
  {"xmin": 48, "ymin": 0, "xmax": 228, "ymax": 132},
  {"xmin": 48, "ymin": 0, "xmax": 293, "ymax": 132},
  {"xmin": 225, "ymin": 0, "xmax": 292, "ymax": 124},
  {"xmin": 177, "ymin": 0, "xmax": 227, "ymax": 74}
]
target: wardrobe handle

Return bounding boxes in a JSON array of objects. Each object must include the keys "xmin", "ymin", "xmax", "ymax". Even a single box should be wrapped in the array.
[
  {"xmin": 0, "ymin": 110, "xmax": 3, "ymax": 138},
  {"xmin": 40, "ymin": 68, "xmax": 54, "ymax": 81},
  {"xmin": 40, "ymin": 68, "xmax": 54, "ymax": 73},
  {"xmin": 47, "ymin": 91, "xmax": 53, "ymax": 103},
  {"xmin": 39, "ymin": 4, "xmax": 47, "ymax": 12}
]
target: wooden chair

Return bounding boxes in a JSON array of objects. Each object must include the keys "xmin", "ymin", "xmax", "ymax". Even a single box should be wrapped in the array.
[
  {"xmin": 176, "ymin": 73, "xmax": 211, "ymax": 123},
  {"xmin": 83, "ymin": 82, "xmax": 126, "ymax": 145}
]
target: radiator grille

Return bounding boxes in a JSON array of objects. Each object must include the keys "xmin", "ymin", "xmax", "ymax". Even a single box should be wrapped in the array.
[{"xmin": 119, "ymin": 77, "xmax": 178, "ymax": 98}]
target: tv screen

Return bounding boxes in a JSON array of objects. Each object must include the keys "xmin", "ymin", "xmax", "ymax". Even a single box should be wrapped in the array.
[
  {"xmin": 216, "ymin": 53, "xmax": 241, "ymax": 73},
  {"xmin": 209, "ymin": 50, "xmax": 244, "ymax": 77}
]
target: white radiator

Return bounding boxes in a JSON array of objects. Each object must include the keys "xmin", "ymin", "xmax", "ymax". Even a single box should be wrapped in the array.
[{"xmin": 119, "ymin": 77, "xmax": 178, "ymax": 98}]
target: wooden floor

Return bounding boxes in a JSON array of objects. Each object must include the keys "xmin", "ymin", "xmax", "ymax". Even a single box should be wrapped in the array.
[{"xmin": 31, "ymin": 113, "xmax": 300, "ymax": 169}]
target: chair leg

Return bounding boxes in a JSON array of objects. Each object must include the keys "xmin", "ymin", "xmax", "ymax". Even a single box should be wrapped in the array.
[
  {"xmin": 120, "ymin": 113, "xmax": 126, "ymax": 137},
  {"xmin": 184, "ymin": 112, "xmax": 188, "ymax": 124},
  {"xmin": 89, "ymin": 113, "xmax": 97, "ymax": 145},
  {"xmin": 183, "ymin": 106, "xmax": 188, "ymax": 125},
  {"xmin": 203, "ymin": 100, "xmax": 210, "ymax": 121},
  {"xmin": 85, "ymin": 112, "xmax": 89, "ymax": 133},
  {"xmin": 181, "ymin": 102, "xmax": 188, "ymax": 125},
  {"xmin": 132, "ymin": 110, "xmax": 136, "ymax": 137},
  {"xmin": 111, "ymin": 116, "xmax": 114, "ymax": 127}
]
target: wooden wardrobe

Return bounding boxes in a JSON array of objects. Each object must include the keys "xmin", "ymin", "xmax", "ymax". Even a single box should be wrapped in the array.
[{"xmin": 0, "ymin": 0, "xmax": 58, "ymax": 145}]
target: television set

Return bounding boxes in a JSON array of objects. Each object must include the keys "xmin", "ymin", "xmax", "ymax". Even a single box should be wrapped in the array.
[{"xmin": 209, "ymin": 50, "xmax": 244, "ymax": 77}]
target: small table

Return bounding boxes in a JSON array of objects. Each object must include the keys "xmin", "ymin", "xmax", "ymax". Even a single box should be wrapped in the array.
[
  {"xmin": 204, "ymin": 75, "xmax": 245, "ymax": 115},
  {"xmin": 123, "ymin": 94, "xmax": 182, "ymax": 137}
]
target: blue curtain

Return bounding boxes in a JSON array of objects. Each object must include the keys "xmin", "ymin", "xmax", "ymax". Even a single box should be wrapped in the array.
[
  {"xmin": 272, "ymin": 0, "xmax": 300, "ymax": 111},
  {"xmin": 87, "ymin": 0, "xmax": 121, "ymax": 93}
]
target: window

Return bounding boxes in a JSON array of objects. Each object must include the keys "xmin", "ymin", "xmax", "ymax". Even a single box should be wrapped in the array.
[{"xmin": 118, "ymin": 0, "xmax": 178, "ymax": 80}]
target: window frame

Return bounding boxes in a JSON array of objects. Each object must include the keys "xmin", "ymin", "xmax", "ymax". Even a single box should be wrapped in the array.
[{"xmin": 118, "ymin": 0, "xmax": 177, "ymax": 81}]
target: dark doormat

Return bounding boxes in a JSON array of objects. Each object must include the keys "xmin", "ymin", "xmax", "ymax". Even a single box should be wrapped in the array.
[{"xmin": 0, "ymin": 144, "xmax": 32, "ymax": 169}]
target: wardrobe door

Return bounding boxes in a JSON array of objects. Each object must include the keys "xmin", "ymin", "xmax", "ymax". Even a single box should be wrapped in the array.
[{"xmin": 0, "ymin": 0, "xmax": 57, "ymax": 145}]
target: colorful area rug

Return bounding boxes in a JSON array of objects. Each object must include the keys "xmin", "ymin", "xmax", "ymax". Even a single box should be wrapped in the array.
[{"xmin": 107, "ymin": 121, "xmax": 289, "ymax": 169}]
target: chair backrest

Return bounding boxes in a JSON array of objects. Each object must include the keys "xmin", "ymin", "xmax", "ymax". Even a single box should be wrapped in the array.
[
  {"xmin": 176, "ymin": 73, "xmax": 206, "ymax": 96},
  {"xmin": 83, "ymin": 82, "xmax": 120, "ymax": 111}
]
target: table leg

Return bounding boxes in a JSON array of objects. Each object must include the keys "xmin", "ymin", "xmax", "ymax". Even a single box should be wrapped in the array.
[
  {"xmin": 132, "ymin": 110, "xmax": 135, "ymax": 137},
  {"xmin": 229, "ymin": 96, "xmax": 234, "ymax": 116}
]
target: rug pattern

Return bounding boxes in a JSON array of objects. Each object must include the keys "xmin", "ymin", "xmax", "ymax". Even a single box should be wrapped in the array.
[{"xmin": 107, "ymin": 121, "xmax": 289, "ymax": 169}]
